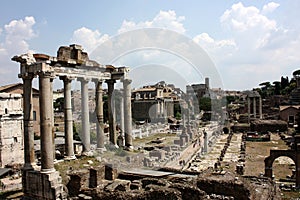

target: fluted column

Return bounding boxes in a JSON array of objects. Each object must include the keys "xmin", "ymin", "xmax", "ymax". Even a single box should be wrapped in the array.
[
  {"xmin": 79, "ymin": 78, "xmax": 90, "ymax": 153},
  {"xmin": 39, "ymin": 71, "xmax": 55, "ymax": 172},
  {"xmin": 106, "ymin": 79, "xmax": 117, "ymax": 145},
  {"xmin": 60, "ymin": 76, "xmax": 75, "ymax": 159},
  {"xmin": 94, "ymin": 79, "xmax": 105, "ymax": 149},
  {"xmin": 123, "ymin": 79, "xmax": 133, "ymax": 147},
  {"xmin": 22, "ymin": 73, "xmax": 35, "ymax": 169}
]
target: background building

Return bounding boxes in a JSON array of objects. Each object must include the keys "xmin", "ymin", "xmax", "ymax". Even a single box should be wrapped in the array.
[
  {"xmin": 0, "ymin": 83, "xmax": 40, "ymax": 136},
  {"xmin": 0, "ymin": 93, "xmax": 23, "ymax": 167}
]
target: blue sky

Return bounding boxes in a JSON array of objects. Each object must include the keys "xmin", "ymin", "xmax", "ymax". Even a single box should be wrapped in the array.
[{"xmin": 1, "ymin": 0, "xmax": 300, "ymax": 90}]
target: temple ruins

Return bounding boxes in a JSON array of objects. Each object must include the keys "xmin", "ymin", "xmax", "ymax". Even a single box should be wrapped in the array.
[{"xmin": 12, "ymin": 44, "xmax": 133, "ymax": 199}]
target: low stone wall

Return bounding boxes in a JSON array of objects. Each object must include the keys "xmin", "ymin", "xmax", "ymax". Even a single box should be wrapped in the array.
[
  {"xmin": 250, "ymin": 120, "xmax": 287, "ymax": 133},
  {"xmin": 197, "ymin": 178, "xmax": 250, "ymax": 200}
]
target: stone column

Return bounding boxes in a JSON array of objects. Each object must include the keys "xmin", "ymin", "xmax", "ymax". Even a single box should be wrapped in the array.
[
  {"xmin": 259, "ymin": 96, "xmax": 263, "ymax": 119},
  {"xmin": 50, "ymin": 77, "xmax": 56, "ymax": 162},
  {"xmin": 247, "ymin": 97, "xmax": 251, "ymax": 123},
  {"xmin": 160, "ymin": 101, "xmax": 164, "ymax": 117},
  {"xmin": 39, "ymin": 71, "xmax": 55, "ymax": 172},
  {"xmin": 22, "ymin": 73, "xmax": 35, "ymax": 169},
  {"xmin": 94, "ymin": 79, "xmax": 105, "ymax": 150},
  {"xmin": 120, "ymin": 93, "xmax": 125, "ymax": 137},
  {"xmin": 106, "ymin": 79, "xmax": 117, "ymax": 145},
  {"xmin": 79, "ymin": 78, "xmax": 91, "ymax": 153},
  {"xmin": 123, "ymin": 79, "xmax": 133, "ymax": 147},
  {"xmin": 60, "ymin": 76, "xmax": 75, "ymax": 159},
  {"xmin": 253, "ymin": 97, "xmax": 256, "ymax": 118},
  {"xmin": 156, "ymin": 101, "xmax": 160, "ymax": 118},
  {"xmin": 118, "ymin": 91, "xmax": 125, "ymax": 147}
]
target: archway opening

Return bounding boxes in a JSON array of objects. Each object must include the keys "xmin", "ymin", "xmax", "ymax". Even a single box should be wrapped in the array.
[{"xmin": 272, "ymin": 156, "xmax": 295, "ymax": 183}]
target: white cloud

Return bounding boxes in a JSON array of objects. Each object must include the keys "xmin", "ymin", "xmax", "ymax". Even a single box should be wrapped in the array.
[
  {"xmin": 70, "ymin": 27, "xmax": 109, "ymax": 53},
  {"xmin": 191, "ymin": 2, "xmax": 300, "ymax": 90},
  {"xmin": 3, "ymin": 16, "xmax": 36, "ymax": 54},
  {"xmin": 118, "ymin": 10, "xmax": 186, "ymax": 34},
  {"xmin": 0, "ymin": 16, "xmax": 37, "ymax": 84},
  {"xmin": 221, "ymin": 2, "xmax": 277, "ymax": 33},
  {"xmin": 262, "ymin": 2, "xmax": 280, "ymax": 14}
]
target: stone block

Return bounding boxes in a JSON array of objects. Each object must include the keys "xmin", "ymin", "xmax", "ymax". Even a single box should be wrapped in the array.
[
  {"xmin": 149, "ymin": 149, "xmax": 166, "ymax": 160},
  {"xmin": 105, "ymin": 164, "xmax": 118, "ymax": 180},
  {"xmin": 89, "ymin": 165, "xmax": 105, "ymax": 188},
  {"xmin": 23, "ymin": 170, "xmax": 65, "ymax": 199},
  {"xmin": 105, "ymin": 179, "xmax": 131, "ymax": 192}
]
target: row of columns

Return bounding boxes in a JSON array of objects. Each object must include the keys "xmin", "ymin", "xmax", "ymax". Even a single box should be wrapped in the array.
[
  {"xmin": 22, "ymin": 71, "xmax": 133, "ymax": 172},
  {"xmin": 247, "ymin": 96, "xmax": 262, "ymax": 123}
]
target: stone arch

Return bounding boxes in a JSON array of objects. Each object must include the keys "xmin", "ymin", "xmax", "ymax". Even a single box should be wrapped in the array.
[{"xmin": 264, "ymin": 150, "xmax": 300, "ymax": 186}]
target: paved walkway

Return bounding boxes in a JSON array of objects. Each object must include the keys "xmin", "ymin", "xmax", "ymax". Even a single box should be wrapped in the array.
[{"xmin": 187, "ymin": 133, "xmax": 242, "ymax": 172}]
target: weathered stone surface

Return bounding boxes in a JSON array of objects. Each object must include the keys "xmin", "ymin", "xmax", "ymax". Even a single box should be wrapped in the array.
[
  {"xmin": 104, "ymin": 179, "xmax": 131, "ymax": 192},
  {"xmin": 0, "ymin": 93, "xmax": 23, "ymax": 167},
  {"xmin": 170, "ymin": 183, "xmax": 206, "ymax": 200},
  {"xmin": 250, "ymin": 119, "xmax": 288, "ymax": 133},
  {"xmin": 23, "ymin": 170, "xmax": 66, "ymax": 200},
  {"xmin": 67, "ymin": 170, "xmax": 89, "ymax": 197}
]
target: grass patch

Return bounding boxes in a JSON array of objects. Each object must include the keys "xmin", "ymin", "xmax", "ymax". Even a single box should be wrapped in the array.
[{"xmin": 55, "ymin": 156, "xmax": 101, "ymax": 185}]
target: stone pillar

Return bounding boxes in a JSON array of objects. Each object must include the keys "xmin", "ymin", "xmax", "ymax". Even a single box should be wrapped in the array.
[
  {"xmin": 106, "ymin": 79, "xmax": 117, "ymax": 145},
  {"xmin": 39, "ymin": 72, "xmax": 55, "ymax": 172},
  {"xmin": 79, "ymin": 78, "xmax": 91, "ymax": 153},
  {"xmin": 264, "ymin": 167, "xmax": 272, "ymax": 179},
  {"xmin": 22, "ymin": 73, "xmax": 35, "ymax": 169},
  {"xmin": 94, "ymin": 79, "xmax": 105, "ymax": 150},
  {"xmin": 123, "ymin": 79, "xmax": 133, "ymax": 147},
  {"xmin": 120, "ymin": 93, "xmax": 125, "ymax": 137},
  {"xmin": 203, "ymin": 130, "xmax": 208, "ymax": 153},
  {"xmin": 247, "ymin": 97, "xmax": 251, "ymax": 123},
  {"xmin": 118, "ymin": 91, "xmax": 125, "ymax": 147},
  {"xmin": 50, "ymin": 77, "xmax": 56, "ymax": 162},
  {"xmin": 60, "ymin": 76, "xmax": 75, "ymax": 159},
  {"xmin": 253, "ymin": 97, "xmax": 256, "ymax": 118},
  {"xmin": 259, "ymin": 96, "xmax": 263, "ymax": 119},
  {"xmin": 160, "ymin": 101, "xmax": 164, "ymax": 118},
  {"xmin": 156, "ymin": 101, "xmax": 160, "ymax": 118}
]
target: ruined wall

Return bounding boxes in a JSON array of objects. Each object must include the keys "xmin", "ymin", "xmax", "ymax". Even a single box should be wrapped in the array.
[
  {"xmin": 250, "ymin": 119, "xmax": 288, "ymax": 133},
  {"xmin": 0, "ymin": 93, "xmax": 23, "ymax": 167}
]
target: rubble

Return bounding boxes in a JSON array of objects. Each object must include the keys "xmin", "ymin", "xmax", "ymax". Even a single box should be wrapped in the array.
[{"xmin": 65, "ymin": 163, "xmax": 280, "ymax": 200}]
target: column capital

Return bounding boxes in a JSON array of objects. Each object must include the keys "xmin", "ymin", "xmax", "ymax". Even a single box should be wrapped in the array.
[
  {"xmin": 78, "ymin": 77, "xmax": 90, "ymax": 83},
  {"xmin": 106, "ymin": 79, "xmax": 116, "ymax": 84},
  {"xmin": 59, "ymin": 76, "xmax": 74, "ymax": 82},
  {"xmin": 122, "ymin": 79, "xmax": 132, "ymax": 85},
  {"xmin": 19, "ymin": 72, "xmax": 35, "ymax": 80},
  {"xmin": 38, "ymin": 71, "xmax": 54, "ymax": 78}
]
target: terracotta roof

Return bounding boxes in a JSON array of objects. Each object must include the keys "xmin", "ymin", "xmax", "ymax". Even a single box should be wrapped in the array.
[
  {"xmin": 0, "ymin": 83, "xmax": 39, "ymax": 93},
  {"xmin": 0, "ymin": 83, "xmax": 22, "ymax": 91}
]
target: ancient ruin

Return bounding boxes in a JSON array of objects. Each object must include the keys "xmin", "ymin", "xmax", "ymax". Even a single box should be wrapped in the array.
[{"xmin": 12, "ymin": 44, "xmax": 133, "ymax": 199}]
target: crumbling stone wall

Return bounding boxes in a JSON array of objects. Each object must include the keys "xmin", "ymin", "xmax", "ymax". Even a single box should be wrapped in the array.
[
  {"xmin": 250, "ymin": 119, "xmax": 287, "ymax": 133},
  {"xmin": 197, "ymin": 178, "xmax": 250, "ymax": 200}
]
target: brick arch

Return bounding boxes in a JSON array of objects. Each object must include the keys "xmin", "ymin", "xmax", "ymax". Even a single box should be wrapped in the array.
[{"xmin": 264, "ymin": 149, "xmax": 300, "ymax": 187}]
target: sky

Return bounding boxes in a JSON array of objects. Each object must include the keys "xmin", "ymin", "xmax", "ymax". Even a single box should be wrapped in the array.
[{"xmin": 1, "ymin": 0, "xmax": 300, "ymax": 91}]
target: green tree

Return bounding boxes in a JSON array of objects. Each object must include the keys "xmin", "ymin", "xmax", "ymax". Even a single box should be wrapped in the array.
[
  {"xmin": 273, "ymin": 81, "xmax": 281, "ymax": 95},
  {"xmin": 54, "ymin": 97, "xmax": 64, "ymax": 112},
  {"xmin": 199, "ymin": 97, "xmax": 211, "ymax": 111}
]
